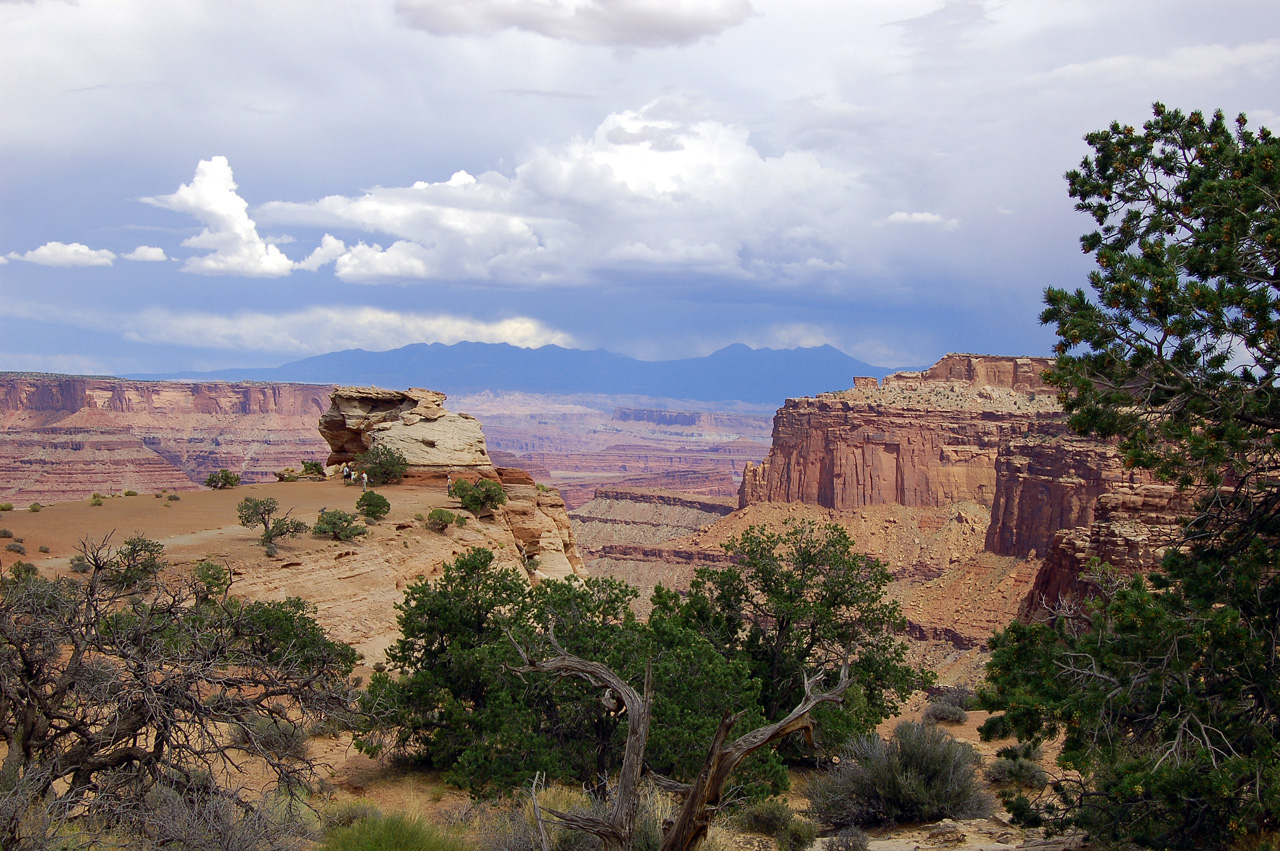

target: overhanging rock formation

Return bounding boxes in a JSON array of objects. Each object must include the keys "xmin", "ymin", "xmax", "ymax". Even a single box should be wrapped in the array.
[{"xmin": 319, "ymin": 387, "xmax": 492, "ymax": 473}]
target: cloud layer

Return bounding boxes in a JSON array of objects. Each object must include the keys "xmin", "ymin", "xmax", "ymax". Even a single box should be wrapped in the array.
[{"xmin": 395, "ymin": 0, "xmax": 754, "ymax": 47}]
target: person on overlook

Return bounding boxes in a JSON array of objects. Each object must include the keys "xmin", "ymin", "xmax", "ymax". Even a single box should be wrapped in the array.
[
  {"xmin": 360, "ymin": 470, "xmax": 368, "ymax": 492},
  {"xmin": 342, "ymin": 464, "xmax": 351, "ymax": 486}
]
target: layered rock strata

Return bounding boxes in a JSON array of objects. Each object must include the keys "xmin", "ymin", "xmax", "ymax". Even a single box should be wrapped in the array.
[
  {"xmin": 984, "ymin": 425, "xmax": 1149, "ymax": 559},
  {"xmin": 1020, "ymin": 484, "xmax": 1191, "ymax": 618},
  {"xmin": 739, "ymin": 355, "xmax": 1059, "ymax": 511},
  {"xmin": 0, "ymin": 374, "xmax": 333, "ymax": 503},
  {"xmin": 319, "ymin": 387, "xmax": 492, "ymax": 472}
]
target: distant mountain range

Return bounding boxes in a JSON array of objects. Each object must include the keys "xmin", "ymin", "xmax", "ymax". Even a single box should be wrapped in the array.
[{"xmin": 128, "ymin": 342, "xmax": 907, "ymax": 405}]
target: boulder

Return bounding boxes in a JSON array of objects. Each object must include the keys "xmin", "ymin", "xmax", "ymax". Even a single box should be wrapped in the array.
[{"xmin": 318, "ymin": 386, "xmax": 493, "ymax": 471}]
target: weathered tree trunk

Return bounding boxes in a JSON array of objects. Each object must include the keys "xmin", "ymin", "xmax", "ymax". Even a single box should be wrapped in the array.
[{"xmin": 513, "ymin": 630, "xmax": 851, "ymax": 851}]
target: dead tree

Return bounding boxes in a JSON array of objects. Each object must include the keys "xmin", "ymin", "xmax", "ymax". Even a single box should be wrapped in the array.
[{"xmin": 513, "ymin": 629, "xmax": 852, "ymax": 851}]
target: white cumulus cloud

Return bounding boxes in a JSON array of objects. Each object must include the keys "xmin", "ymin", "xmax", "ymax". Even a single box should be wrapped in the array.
[
  {"xmin": 295, "ymin": 234, "xmax": 346, "ymax": 272},
  {"xmin": 395, "ymin": 0, "xmax": 753, "ymax": 47},
  {"xmin": 7, "ymin": 242, "xmax": 116, "ymax": 267},
  {"xmin": 143, "ymin": 156, "xmax": 295, "ymax": 277},
  {"xmin": 122, "ymin": 245, "xmax": 168, "ymax": 262},
  {"xmin": 122, "ymin": 305, "xmax": 577, "ymax": 353},
  {"xmin": 258, "ymin": 96, "xmax": 866, "ymax": 285}
]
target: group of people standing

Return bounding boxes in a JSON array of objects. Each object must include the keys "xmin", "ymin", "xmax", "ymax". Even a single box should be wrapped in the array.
[{"xmin": 341, "ymin": 464, "xmax": 368, "ymax": 491}]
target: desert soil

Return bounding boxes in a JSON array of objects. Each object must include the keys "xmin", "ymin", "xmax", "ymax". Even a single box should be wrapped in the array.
[{"xmin": 0, "ymin": 484, "xmax": 1085, "ymax": 851}]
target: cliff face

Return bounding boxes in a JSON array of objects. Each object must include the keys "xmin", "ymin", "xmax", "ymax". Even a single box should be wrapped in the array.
[
  {"xmin": 984, "ymin": 425, "xmax": 1149, "ymax": 559},
  {"xmin": 738, "ymin": 353, "xmax": 1189, "ymax": 621},
  {"xmin": 318, "ymin": 386, "xmax": 491, "ymax": 471},
  {"xmin": 0, "ymin": 374, "xmax": 333, "ymax": 503},
  {"xmin": 1019, "ymin": 484, "xmax": 1190, "ymax": 617},
  {"xmin": 739, "ymin": 355, "xmax": 1059, "ymax": 511}
]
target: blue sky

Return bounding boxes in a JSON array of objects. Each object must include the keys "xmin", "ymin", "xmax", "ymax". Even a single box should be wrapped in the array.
[{"xmin": 2, "ymin": 0, "xmax": 1277, "ymax": 375}]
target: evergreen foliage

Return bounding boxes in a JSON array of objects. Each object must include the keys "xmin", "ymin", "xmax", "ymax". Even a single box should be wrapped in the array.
[
  {"xmin": 983, "ymin": 105, "xmax": 1280, "ymax": 850},
  {"xmin": 313, "ymin": 509, "xmax": 367, "ymax": 540},
  {"xmin": 453, "ymin": 478, "xmax": 507, "ymax": 515},
  {"xmin": 358, "ymin": 547, "xmax": 782, "ymax": 797},
  {"xmin": 654, "ymin": 520, "xmax": 924, "ymax": 756},
  {"xmin": 204, "ymin": 469, "xmax": 241, "ymax": 489},
  {"xmin": 357, "ymin": 445, "xmax": 409, "ymax": 486},
  {"xmin": 356, "ymin": 490, "xmax": 391, "ymax": 521}
]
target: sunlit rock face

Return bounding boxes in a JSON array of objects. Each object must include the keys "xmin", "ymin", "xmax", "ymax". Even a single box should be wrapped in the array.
[
  {"xmin": 0, "ymin": 374, "xmax": 333, "ymax": 503},
  {"xmin": 318, "ymin": 386, "xmax": 492, "ymax": 471}
]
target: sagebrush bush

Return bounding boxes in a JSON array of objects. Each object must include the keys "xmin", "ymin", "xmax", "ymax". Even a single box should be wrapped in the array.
[
  {"xmin": 319, "ymin": 813, "xmax": 470, "ymax": 851},
  {"xmin": 90, "ymin": 497, "xmax": 104, "ymax": 507},
  {"xmin": 167, "ymin": 493, "xmax": 181, "ymax": 501},
  {"xmin": 0, "ymin": 529, "xmax": 11, "ymax": 538},
  {"xmin": 928, "ymin": 685, "xmax": 976, "ymax": 710},
  {"xmin": 921, "ymin": 702, "xmax": 968, "ymax": 725},
  {"xmin": 27, "ymin": 503, "xmax": 40, "ymax": 512},
  {"xmin": 123, "ymin": 490, "xmax": 138, "ymax": 497},
  {"xmin": 70, "ymin": 554, "xmax": 90, "ymax": 574},
  {"xmin": 984, "ymin": 757, "xmax": 1047, "ymax": 789},
  {"xmin": 324, "ymin": 800, "xmax": 383, "ymax": 829},
  {"xmin": 805, "ymin": 721, "xmax": 992, "ymax": 829},
  {"xmin": 5, "ymin": 542, "xmax": 26, "ymax": 555},
  {"xmin": 37, "ymin": 546, "xmax": 49, "ymax": 554},
  {"xmin": 827, "ymin": 826, "xmax": 870, "ymax": 851},
  {"xmin": 231, "ymin": 713, "xmax": 309, "ymax": 761},
  {"xmin": 735, "ymin": 797, "xmax": 815, "ymax": 851},
  {"xmin": 0, "ymin": 503, "xmax": 11, "ymax": 511},
  {"xmin": 736, "ymin": 797, "xmax": 793, "ymax": 835}
]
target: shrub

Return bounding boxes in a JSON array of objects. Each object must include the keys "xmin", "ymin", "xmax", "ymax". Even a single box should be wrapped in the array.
[
  {"xmin": 736, "ymin": 797, "xmax": 794, "ymax": 835},
  {"xmin": 70, "ymin": 554, "xmax": 90, "ymax": 574},
  {"xmin": 977, "ymin": 714, "xmax": 1013, "ymax": 742},
  {"xmin": 357, "ymin": 491, "xmax": 391, "ymax": 521},
  {"xmin": 90, "ymin": 497, "xmax": 104, "ymax": 507},
  {"xmin": 0, "ymin": 503, "xmax": 11, "ymax": 511},
  {"xmin": 302, "ymin": 460, "xmax": 326, "ymax": 477},
  {"xmin": 319, "ymin": 813, "xmax": 472, "ymax": 851},
  {"xmin": 167, "ymin": 493, "xmax": 181, "ymax": 501},
  {"xmin": 27, "ymin": 503, "xmax": 41, "ymax": 512},
  {"xmin": 827, "ymin": 827, "xmax": 870, "ymax": 851},
  {"xmin": 921, "ymin": 702, "xmax": 968, "ymax": 725},
  {"xmin": 0, "ymin": 529, "xmax": 11, "ymax": 539},
  {"xmin": 204, "ymin": 469, "xmax": 241, "ymax": 489},
  {"xmin": 123, "ymin": 490, "xmax": 138, "ymax": 497},
  {"xmin": 5, "ymin": 542, "xmax": 26, "ymax": 555},
  {"xmin": 928, "ymin": 685, "xmax": 976, "ymax": 710},
  {"xmin": 357, "ymin": 445, "xmax": 409, "ymax": 486},
  {"xmin": 324, "ymin": 800, "xmax": 383, "ymax": 830},
  {"xmin": 314, "ymin": 509, "xmax": 367, "ymax": 541},
  {"xmin": 425, "ymin": 508, "xmax": 456, "ymax": 533},
  {"xmin": 453, "ymin": 478, "xmax": 507, "ymax": 515},
  {"xmin": 805, "ymin": 721, "xmax": 992, "ymax": 829},
  {"xmin": 37, "ymin": 546, "xmax": 49, "ymax": 554},
  {"xmin": 996, "ymin": 741, "xmax": 1043, "ymax": 762},
  {"xmin": 984, "ymin": 757, "xmax": 1047, "ymax": 790},
  {"xmin": 777, "ymin": 819, "xmax": 817, "ymax": 851},
  {"xmin": 231, "ymin": 712, "xmax": 309, "ymax": 761}
]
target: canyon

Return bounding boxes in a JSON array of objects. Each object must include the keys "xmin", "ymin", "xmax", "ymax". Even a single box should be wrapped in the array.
[
  {"xmin": 0, "ymin": 375, "xmax": 770, "ymax": 508},
  {"xmin": 577, "ymin": 353, "xmax": 1184, "ymax": 660}
]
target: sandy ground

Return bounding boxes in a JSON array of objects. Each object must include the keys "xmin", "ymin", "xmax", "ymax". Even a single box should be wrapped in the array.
[{"xmin": 0, "ymin": 483, "xmax": 1083, "ymax": 851}]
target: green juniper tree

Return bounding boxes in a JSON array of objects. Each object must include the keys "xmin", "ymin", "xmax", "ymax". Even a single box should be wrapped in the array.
[{"xmin": 982, "ymin": 104, "xmax": 1280, "ymax": 850}]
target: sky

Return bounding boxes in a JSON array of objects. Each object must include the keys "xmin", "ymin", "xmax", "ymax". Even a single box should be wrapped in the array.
[{"xmin": 1, "ymin": 0, "xmax": 1277, "ymax": 376}]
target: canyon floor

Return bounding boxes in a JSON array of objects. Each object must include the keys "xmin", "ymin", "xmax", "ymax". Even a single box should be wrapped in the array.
[{"xmin": 0, "ymin": 481, "xmax": 1085, "ymax": 851}]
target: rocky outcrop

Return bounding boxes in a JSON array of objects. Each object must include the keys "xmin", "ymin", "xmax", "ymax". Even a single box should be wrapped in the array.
[
  {"xmin": 571, "ymin": 488, "xmax": 737, "ymax": 551},
  {"xmin": 1021, "ymin": 484, "xmax": 1191, "ymax": 618},
  {"xmin": 984, "ymin": 425, "xmax": 1149, "ymax": 559},
  {"xmin": 739, "ymin": 355, "xmax": 1059, "ymax": 511},
  {"xmin": 318, "ymin": 387, "xmax": 492, "ymax": 472},
  {"xmin": 499, "ymin": 482, "xmax": 586, "ymax": 580},
  {"xmin": 0, "ymin": 374, "xmax": 333, "ymax": 503}
]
